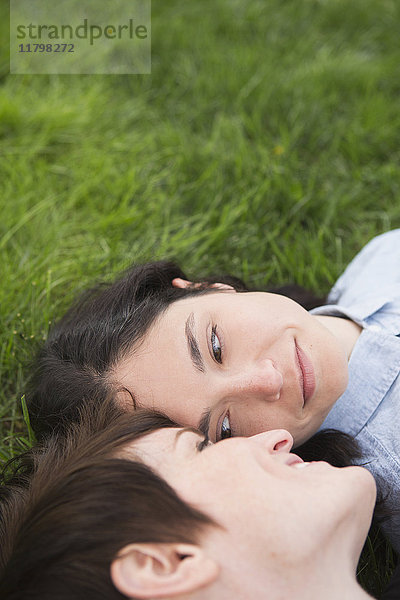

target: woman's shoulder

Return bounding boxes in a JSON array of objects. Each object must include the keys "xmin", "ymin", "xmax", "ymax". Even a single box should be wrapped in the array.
[
  {"xmin": 327, "ymin": 229, "xmax": 400, "ymax": 308},
  {"xmin": 353, "ymin": 229, "xmax": 400, "ymax": 262}
]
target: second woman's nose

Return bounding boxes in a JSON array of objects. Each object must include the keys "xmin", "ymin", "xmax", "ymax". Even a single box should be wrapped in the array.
[{"xmin": 250, "ymin": 429, "xmax": 294, "ymax": 453}]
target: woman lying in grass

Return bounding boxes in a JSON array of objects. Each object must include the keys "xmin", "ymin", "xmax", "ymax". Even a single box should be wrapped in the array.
[
  {"xmin": 27, "ymin": 229, "xmax": 400, "ymax": 551},
  {"xmin": 0, "ymin": 407, "xmax": 378, "ymax": 600}
]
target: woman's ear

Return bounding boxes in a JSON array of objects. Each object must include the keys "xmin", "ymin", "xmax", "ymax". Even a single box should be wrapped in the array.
[
  {"xmin": 171, "ymin": 277, "xmax": 195, "ymax": 289},
  {"xmin": 110, "ymin": 542, "xmax": 219, "ymax": 599},
  {"xmin": 172, "ymin": 278, "xmax": 234, "ymax": 291},
  {"xmin": 114, "ymin": 387, "xmax": 136, "ymax": 410}
]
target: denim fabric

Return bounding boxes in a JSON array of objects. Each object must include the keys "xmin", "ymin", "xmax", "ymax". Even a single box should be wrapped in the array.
[{"xmin": 310, "ymin": 229, "xmax": 400, "ymax": 551}]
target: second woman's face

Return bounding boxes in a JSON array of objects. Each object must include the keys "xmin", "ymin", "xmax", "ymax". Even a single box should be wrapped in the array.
[
  {"xmin": 115, "ymin": 290, "xmax": 349, "ymax": 446},
  {"xmin": 127, "ymin": 427, "xmax": 375, "ymax": 573}
]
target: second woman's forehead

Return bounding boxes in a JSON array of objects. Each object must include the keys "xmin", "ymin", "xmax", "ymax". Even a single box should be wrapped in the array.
[
  {"xmin": 125, "ymin": 428, "xmax": 177, "ymax": 462},
  {"xmin": 126, "ymin": 427, "xmax": 203, "ymax": 471},
  {"xmin": 130, "ymin": 427, "xmax": 194, "ymax": 454}
]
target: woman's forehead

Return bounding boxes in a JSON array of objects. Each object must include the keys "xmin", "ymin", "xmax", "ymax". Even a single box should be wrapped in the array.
[
  {"xmin": 123, "ymin": 427, "xmax": 204, "ymax": 468},
  {"xmin": 169, "ymin": 288, "xmax": 240, "ymax": 310},
  {"xmin": 124, "ymin": 427, "xmax": 180, "ymax": 459},
  {"xmin": 154, "ymin": 289, "xmax": 244, "ymax": 331}
]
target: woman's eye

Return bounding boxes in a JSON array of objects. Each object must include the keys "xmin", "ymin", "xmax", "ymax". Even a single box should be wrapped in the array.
[
  {"xmin": 196, "ymin": 437, "xmax": 211, "ymax": 452},
  {"xmin": 220, "ymin": 414, "xmax": 232, "ymax": 440},
  {"xmin": 211, "ymin": 325, "xmax": 222, "ymax": 363}
]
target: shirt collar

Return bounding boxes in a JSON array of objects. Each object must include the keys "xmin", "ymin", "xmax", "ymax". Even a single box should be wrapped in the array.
[{"xmin": 319, "ymin": 327, "xmax": 400, "ymax": 437}]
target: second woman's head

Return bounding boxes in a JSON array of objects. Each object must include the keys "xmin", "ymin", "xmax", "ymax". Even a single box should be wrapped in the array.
[
  {"xmin": 27, "ymin": 261, "xmax": 348, "ymax": 444},
  {"xmin": 0, "ymin": 407, "xmax": 375, "ymax": 600}
]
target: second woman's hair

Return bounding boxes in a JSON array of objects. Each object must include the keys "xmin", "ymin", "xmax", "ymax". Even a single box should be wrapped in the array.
[{"xmin": 0, "ymin": 405, "xmax": 215, "ymax": 600}]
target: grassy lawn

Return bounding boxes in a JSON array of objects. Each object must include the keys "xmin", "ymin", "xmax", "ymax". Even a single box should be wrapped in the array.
[{"xmin": 1, "ymin": 0, "xmax": 400, "ymax": 594}]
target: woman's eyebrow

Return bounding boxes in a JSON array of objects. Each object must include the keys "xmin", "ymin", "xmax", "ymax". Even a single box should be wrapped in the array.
[
  {"xmin": 185, "ymin": 312, "xmax": 205, "ymax": 373},
  {"xmin": 174, "ymin": 427, "xmax": 205, "ymax": 447},
  {"xmin": 197, "ymin": 408, "xmax": 212, "ymax": 438}
]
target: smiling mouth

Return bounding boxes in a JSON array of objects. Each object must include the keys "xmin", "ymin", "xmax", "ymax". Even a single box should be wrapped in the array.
[{"xmin": 294, "ymin": 342, "xmax": 316, "ymax": 406}]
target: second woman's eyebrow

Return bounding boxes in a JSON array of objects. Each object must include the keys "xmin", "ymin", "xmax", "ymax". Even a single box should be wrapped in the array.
[
  {"xmin": 185, "ymin": 312, "xmax": 205, "ymax": 373},
  {"xmin": 197, "ymin": 408, "xmax": 212, "ymax": 438},
  {"xmin": 174, "ymin": 426, "xmax": 204, "ymax": 445}
]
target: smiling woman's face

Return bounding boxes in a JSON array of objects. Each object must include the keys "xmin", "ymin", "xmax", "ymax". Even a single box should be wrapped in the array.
[{"xmin": 115, "ymin": 290, "xmax": 349, "ymax": 446}]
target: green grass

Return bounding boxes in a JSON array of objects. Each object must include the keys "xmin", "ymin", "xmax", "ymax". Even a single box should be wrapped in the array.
[{"xmin": 1, "ymin": 0, "xmax": 400, "ymax": 594}]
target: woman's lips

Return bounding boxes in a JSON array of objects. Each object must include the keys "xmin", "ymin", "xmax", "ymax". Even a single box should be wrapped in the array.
[{"xmin": 295, "ymin": 342, "xmax": 316, "ymax": 405}]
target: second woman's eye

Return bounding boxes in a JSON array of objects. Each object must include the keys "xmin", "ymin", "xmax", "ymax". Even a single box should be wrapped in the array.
[
  {"xmin": 197, "ymin": 436, "xmax": 211, "ymax": 452},
  {"xmin": 220, "ymin": 414, "xmax": 232, "ymax": 440},
  {"xmin": 211, "ymin": 325, "xmax": 222, "ymax": 363}
]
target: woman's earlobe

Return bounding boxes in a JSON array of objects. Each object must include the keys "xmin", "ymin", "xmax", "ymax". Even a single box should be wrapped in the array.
[{"xmin": 110, "ymin": 542, "xmax": 219, "ymax": 598}]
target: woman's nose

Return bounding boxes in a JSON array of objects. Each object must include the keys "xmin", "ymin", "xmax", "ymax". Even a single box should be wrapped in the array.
[
  {"xmin": 229, "ymin": 360, "xmax": 283, "ymax": 401},
  {"xmin": 251, "ymin": 429, "xmax": 294, "ymax": 453}
]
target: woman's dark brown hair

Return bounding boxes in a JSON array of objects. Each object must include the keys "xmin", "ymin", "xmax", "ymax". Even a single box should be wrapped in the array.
[
  {"xmin": 25, "ymin": 260, "xmax": 325, "ymax": 440},
  {"xmin": 0, "ymin": 405, "xmax": 214, "ymax": 600}
]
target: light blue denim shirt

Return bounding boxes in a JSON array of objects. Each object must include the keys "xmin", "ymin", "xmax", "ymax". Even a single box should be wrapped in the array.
[{"xmin": 311, "ymin": 229, "xmax": 400, "ymax": 552}]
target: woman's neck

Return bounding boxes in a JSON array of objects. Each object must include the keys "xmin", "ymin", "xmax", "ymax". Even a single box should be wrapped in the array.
[
  {"xmin": 203, "ymin": 567, "xmax": 375, "ymax": 600},
  {"xmin": 271, "ymin": 562, "xmax": 374, "ymax": 600},
  {"xmin": 313, "ymin": 315, "xmax": 362, "ymax": 361}
]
